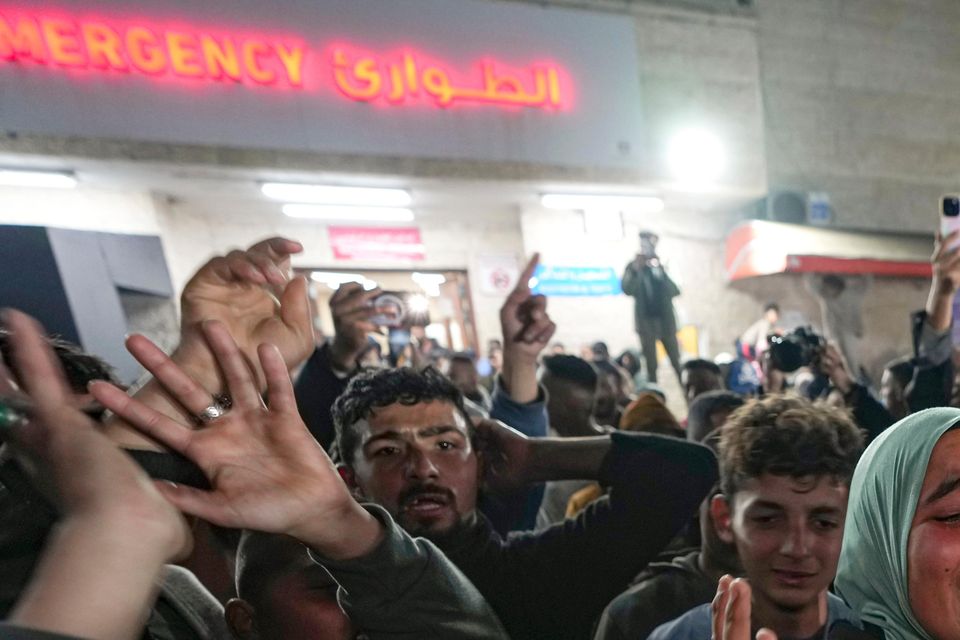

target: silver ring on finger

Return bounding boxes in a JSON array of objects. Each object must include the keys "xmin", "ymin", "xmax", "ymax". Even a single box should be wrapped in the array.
[{"xmin": 195, "ymin": 394, "xmax": 232, "ymax": 424}]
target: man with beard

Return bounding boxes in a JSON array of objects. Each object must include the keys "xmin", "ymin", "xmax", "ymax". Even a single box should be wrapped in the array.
[{"xmin": 332, "ymin": 365, "xmax": 718, "ymax": 640}]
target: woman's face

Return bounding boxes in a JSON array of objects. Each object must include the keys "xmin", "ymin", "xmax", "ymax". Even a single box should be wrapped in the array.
[{"xmin": 909, "ymin": 429, "xmax": 960, "ymax": 639}]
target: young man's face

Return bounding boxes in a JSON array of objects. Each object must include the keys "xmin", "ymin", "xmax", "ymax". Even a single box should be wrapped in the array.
[
  {"xmin": 713, "ymin": 474, "xmax": 848, "ymax": 614},
  {"xmin": 593, "ymin": 374, "xmax": 618, "ymax": 425},
  {"xmin": 226, "ymin": 537, "xmax": 359, "ymax": 640},
  {"xmin": 344, "ymin": 400, "xmax": 480, "ymax": 538}
]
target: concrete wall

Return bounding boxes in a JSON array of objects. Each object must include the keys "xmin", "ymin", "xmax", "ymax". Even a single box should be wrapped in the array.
[
  {"xmin": 0, "ymin": 182, "xmax": 526, "ymax": 360},
  {"xmin": 153, "ymin": 197, "xmax": 525, "ymax": 352},
  {"xmin": 757, "ymin": 0, "xmax": 960, "ymax": 233},
  {"xmin": 518, "ymin": 0, "xmax": 947, "ymax": 385},
  {"xmin": 0, "ymin": 184, "xmax": 161, "ymax": 235}
]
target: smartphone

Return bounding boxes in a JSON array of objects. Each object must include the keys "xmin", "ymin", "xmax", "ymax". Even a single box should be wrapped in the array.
[
  {"xmin": 369, "ymin": 291, "xmax": 431, "ymax": 328},
  {"xmin": 369, "ymin": 293, "xmax": 407, "ymax": 328},
  {"xmin": 942, "ymin": 195, "xmax": 960, "ymax": 250}
]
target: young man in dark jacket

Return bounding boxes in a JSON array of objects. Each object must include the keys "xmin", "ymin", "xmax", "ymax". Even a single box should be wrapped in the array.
[{"xmin": 333, "ymin": 366, "xmax": 718, "ymax": 640}]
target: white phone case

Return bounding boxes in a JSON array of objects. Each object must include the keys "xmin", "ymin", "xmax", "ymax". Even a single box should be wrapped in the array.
[{"xmin": 941, "ymin": 215, "xmax": 960, "ymax": 250}]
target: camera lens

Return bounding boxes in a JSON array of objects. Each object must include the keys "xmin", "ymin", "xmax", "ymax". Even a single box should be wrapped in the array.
[{"xmin": 943, "ymin": 196, "xmax": 960, "ymax": 218}]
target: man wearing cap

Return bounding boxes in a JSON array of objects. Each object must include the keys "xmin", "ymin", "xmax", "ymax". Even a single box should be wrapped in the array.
[{"xmin": 621, "ymin": 231, "xmax": 683, "ymax": 385}]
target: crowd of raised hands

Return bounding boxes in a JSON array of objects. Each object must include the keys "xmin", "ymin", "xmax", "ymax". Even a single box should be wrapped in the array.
[
  {"xmin": 0, "ymin": 234, "xmax": 571, "ymax": 640},
  {"xmin": 3, "ymin": 230, "xmax": 960, "ymax": 640},
  {"xmin": 2, "ymin": 238, "xmax": 344, "ymax": 635}
]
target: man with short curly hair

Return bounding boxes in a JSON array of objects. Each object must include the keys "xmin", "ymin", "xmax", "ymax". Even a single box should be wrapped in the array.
[
  {"xmin": 332, "ymin": 365, "xmax": 718, "ymax": 640},
  {"xmin": 648, "ymin": 395, "xmax": 865, "ymax": 640}
]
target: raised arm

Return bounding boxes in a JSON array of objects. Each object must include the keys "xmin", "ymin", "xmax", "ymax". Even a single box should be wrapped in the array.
[
  {"xmin": 92, "ymin": 322, "xmax": 509, "ymax": 639},
  {"xmin": 1, "ymin": 310, "xmax": 190, "ymax": 640},
  {"xmin": 498, "ymin": 253, "xmax": 555, "ymax": 405},
  {"xmin": 102, "ymin": 237, "xmax": 315, "ymax": 451}
]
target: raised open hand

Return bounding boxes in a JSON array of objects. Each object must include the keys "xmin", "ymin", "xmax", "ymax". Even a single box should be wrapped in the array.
[
  {"xmin": 0, "ymin": 309, "xmax": 190, "ymax": 559},
  {"xmin": 179, "ymin": 238, "xmax": 314, "ymax": 389},
  {"xmin": 90, "ymin": 320, "xmax": 378, "ymax": 556},
  {"xmin": 711, "ymin": 576, "xmax": 777, "ymax": 640}
]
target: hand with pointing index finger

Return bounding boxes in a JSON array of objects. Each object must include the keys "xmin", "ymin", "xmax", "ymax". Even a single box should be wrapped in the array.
[
  {"xmin": 498, "ymin": 253, "xmax": 556, "ymax": 404},
  {"xmin": 500, "ymin": 253, "xmax": 556, "ymax": 360}
]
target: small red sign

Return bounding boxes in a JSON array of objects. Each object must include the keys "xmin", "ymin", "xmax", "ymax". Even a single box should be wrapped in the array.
[
  {"xmin": 490, "ymin": 268, "xmax": 512, "ymax": 292},
  {"xmin": 328, "ymin": 226, "xmax": 425, "ymax": 262}
]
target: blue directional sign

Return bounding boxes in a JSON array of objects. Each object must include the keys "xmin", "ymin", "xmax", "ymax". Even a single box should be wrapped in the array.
[{"xmin": 530, "ymin": 265, "xmax": 621, "ymax": 297}]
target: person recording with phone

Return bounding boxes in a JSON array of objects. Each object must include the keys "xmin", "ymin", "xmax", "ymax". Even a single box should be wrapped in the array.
[{"xmin": 621, "ymin": 231, "xmax": 683, "ymax": 385}]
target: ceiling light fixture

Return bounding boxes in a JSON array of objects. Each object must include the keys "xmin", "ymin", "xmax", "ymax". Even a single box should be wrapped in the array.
[
  {"xmin": 283, "ymin": 204, "xmax": 415, "ymax": 222},
  {"xmin": 262, "ymin": 182, "xmax": 412, "ymax": 207},
  {"xmin": 0, "ymin": 169, "xmax": 77, "ymax": 189},
  {"xmin": 309, "ymin": 272, "xmax": 378, "ymax": 291},
  {"xmin": 540, "ymin": 193, "xmax": 664, "ymax": 213},
  {"xmin": 412, "ymin": 272, "xmax": 446, "ymax": 296}
]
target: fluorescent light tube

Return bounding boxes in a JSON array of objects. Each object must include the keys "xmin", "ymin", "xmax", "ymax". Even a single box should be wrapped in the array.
[
  {"xmin": 540, "ymin": 193, "xmax": 664, "ymax": 213},
  {"xmin": 263, "ymin": 183, "xmax": 411, "ymax": 207},
  {"xmin": 283, "ymin": 204, "xmax": 415, "ymax": 222},
  {"xmin": 0, "ymin": 170, "xmax": 77, "ymax": 189}
]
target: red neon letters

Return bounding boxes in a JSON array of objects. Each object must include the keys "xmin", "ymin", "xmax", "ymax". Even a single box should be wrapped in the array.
[
  {"xmin": 0, "ymin": 7, "xmax": 570, "ymax": 111},
  {"xmin": 332, "ymin": 48, "xmax": 564, "ymax": 109},
  {"xmin": 0, "ymin": 11, "xmax": 305, "ymax": 86}
]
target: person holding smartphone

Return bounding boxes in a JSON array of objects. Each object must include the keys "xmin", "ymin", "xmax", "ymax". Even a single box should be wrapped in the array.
[{"xmin": 621, "ymin": 231, "xmax": 683, "ymax": 385}]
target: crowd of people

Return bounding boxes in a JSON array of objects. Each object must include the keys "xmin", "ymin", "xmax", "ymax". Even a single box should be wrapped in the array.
[{"xmin": 1, "ymin": 228, "xmax": 960, "ymax": 640}]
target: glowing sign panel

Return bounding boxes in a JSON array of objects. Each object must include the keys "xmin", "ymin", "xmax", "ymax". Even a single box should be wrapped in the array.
[{"xmin": 0, "ymin": 7, "xmax": 570, "ymax": 111}]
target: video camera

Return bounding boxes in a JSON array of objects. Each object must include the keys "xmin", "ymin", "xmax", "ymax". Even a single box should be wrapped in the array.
[{"xmin": 766, "ymin": 326, "xmax": 825, "ymax": 373}]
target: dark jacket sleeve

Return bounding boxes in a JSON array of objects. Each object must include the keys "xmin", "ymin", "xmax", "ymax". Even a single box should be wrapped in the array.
[
  {"xmin": 493, "ymin": 433, "xmax": 718, "ymax": 640},
  {"xmin": 479, "ymin": 379, "xmax": 549, "ymax": 535},
  {"xmin": 663, "ymin": 270, "xmax": 681, "ymax": 298},
  {"xmin": 907, "ymin": 311, "xmax": 953, "ymax": 412},
  {"xmin": 311, "ymin": 505, "xmax": 509, "ymax": 640},
  {"xmin": 488, "ymin": 378, "xmax": 548, "ymax": 438},
  {"xmin": 0, "ymin": 625, "xmax": 82, "ymax": 640},
  {"xmin": 621, "ymin": 264, "xmax": 641, "ymax": 298},
  {"xmin": 844, "ymin": 383, "xmax": 897, "ymax": 445},
  {"xmin": 0, "ymin": 456, "xmax": 57, "ymax": 619},
  {"xmin": 293, "ymin": 344, "xmax": 352, "ymax": 451}
]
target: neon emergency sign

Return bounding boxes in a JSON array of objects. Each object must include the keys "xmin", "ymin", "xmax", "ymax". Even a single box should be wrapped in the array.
[{"xmin": 0, "ymin": 7, "xmax": 571, "ymax": 111}]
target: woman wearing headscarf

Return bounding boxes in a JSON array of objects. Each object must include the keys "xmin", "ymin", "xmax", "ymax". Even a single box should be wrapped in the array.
[{"xmin": 710, "ymin": 407, "xmax": 960, "ymax": 640}]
